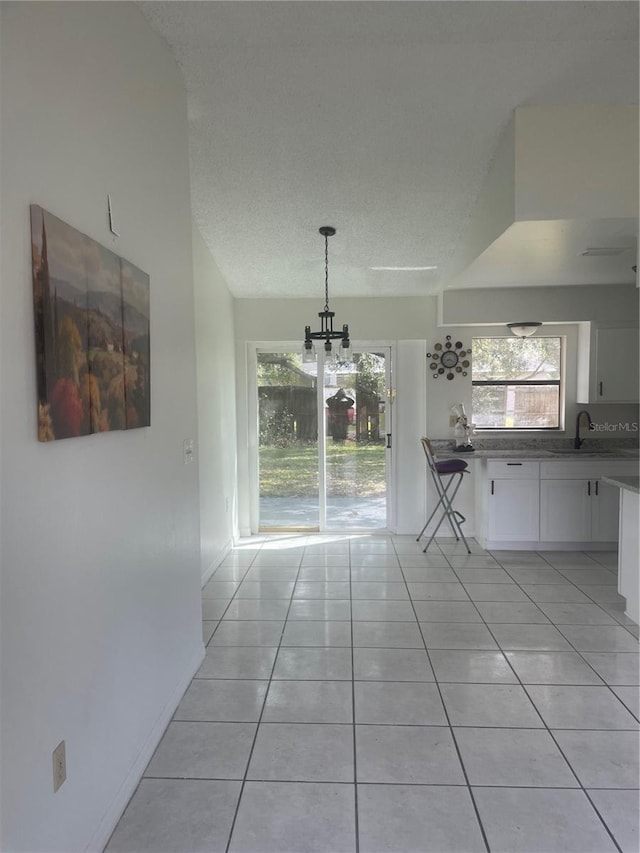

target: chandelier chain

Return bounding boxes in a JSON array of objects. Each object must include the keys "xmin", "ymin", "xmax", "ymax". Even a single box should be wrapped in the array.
[
  {"xmin": 303, "ymin": 225, "xmax": 348, "ymax": 355},
  {"xmin": 324, "ymin": 232, "xmax": 330, "ymax": 312}
]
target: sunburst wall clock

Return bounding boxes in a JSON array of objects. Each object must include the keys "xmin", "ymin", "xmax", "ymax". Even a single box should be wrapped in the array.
[{"xmin": 427, "ymin": 335, "xmax": 471, "ymax": 380}]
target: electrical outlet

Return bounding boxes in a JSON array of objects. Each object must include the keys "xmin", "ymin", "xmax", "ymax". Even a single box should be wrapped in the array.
[
  {"xmin": 52, "ymin": 740, "xmax": 66, "ymax": 792},
  {"xmin": 449, "ymin": 415, "xmax": 458, "ymax": 427}
]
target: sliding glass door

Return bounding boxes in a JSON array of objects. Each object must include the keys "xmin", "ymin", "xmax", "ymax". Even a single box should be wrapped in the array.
[
  {"xmin": 256, "ymin": 351, "xmax": 320, "ymax": 529},
  {"xmin": 255, "ymin": 346, "xmax": 392, "ymax": 532}
]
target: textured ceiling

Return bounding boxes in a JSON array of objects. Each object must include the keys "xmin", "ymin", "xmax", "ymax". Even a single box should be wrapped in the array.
[{"xmin": 140, "ymin": 1, "xmax": 639, "ymax": 298}]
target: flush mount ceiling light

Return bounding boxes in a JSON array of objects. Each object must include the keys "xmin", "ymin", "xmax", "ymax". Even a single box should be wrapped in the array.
[
  {"xmin": 303, "ymin": 226, "xmax": 350, "ymax": 363},
  {"xmin": 580, "ymin": 247, "xmax": 631, "ymax": 257},
  {"xmin": 507, "ymin": 322, "xmax": 542, "ymax": 338},
  {"xmin": 370, "ymin": 265, "xmax": 438, "ymax": 271}
]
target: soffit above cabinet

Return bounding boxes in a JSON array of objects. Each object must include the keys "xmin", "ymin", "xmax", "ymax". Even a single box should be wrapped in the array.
[{"xmin": 447, "ymin": 106, "xmax": 639, "ymax": 291}]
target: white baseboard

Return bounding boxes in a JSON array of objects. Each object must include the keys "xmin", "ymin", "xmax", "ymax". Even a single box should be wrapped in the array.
[
  {"xmin": 201, "ymin": 538, "xmax": 233, "ymax": 587},
  {"xmin": 486, "ymin": 540, "xmax": 617, "ymax": 551},
  {"xmin": 85, "ymin": 643, "xmax": 205, "ymax": 853}
]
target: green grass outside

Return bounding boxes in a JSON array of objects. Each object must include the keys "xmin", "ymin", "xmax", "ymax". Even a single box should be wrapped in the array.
[{"xmin": 259, "ymin": 441, "xmax": 386, "ymax": 497}]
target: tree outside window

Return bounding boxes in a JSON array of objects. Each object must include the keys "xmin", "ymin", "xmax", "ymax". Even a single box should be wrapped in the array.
[{"xmin": 471, "ymin": 337, "xmax": 562, "ymax": 429}]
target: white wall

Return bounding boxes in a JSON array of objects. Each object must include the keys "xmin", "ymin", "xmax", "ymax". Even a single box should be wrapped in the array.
[
  {"xmin": 395, "ymin": 341, "xmax": 428, "ymax": 534},
  {"xmin": 451, "ymin": 107, "xmax": 638, "ymax": 282},
  {"xmin": 447, "ymin": 116, "xmax": 516, "ymax": 282},
  {"xmin": 0, "ymin": 5, "xmax": 203, "ymax": 851},
  {"xmin": 514, "ymin": 106, "xmax": 639, "ymax": 221},
  {"xmin": 440, "ymin": 283, "xmax": 639, "ymax": 327},
  {"xmin": 193, "ymin": 227, "xmax": 238, "ymax": 581}
]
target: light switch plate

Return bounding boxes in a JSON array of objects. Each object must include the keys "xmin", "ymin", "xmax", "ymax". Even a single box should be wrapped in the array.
[
  {"xmin": 183, "ymin": 438, "xmax": 195, "ymax": 464},
  {"xmin": 53, "ymin": 740, "xmax": 66, "ymax": 792}
]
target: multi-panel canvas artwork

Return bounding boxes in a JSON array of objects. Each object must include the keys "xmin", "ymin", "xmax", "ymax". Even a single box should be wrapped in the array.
[{"xmin": 30, "ymin": 205, "xmax": 150, "ymax": 441}]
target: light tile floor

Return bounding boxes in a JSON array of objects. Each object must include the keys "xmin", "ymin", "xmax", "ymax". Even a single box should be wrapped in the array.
[{"xmin": 107, "ymin": 536, "xmax": 640, "ymax": 853}]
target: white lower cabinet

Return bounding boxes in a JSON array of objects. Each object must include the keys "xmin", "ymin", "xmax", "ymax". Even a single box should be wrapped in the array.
[
  {"xmin": 483, "ymin": 460, "xmax": 540, "ymax": 545},
  {"xmin": 591, "ymin": 479, "xmax": 622, "ymax": 542},
  {"xmin": 487, "ymin": 478, "xmax": 540, "ymax": 542},
  {"xmin": 540, "ymin": 479, "xmax": 593, "ymax": 542},
  {"xmin": 478, "ymin": 457, "xmax": 636, "ymax": 548},
  {"xmin": 539, "ymin": 461, "xmax": 629, "ymax": 544}
]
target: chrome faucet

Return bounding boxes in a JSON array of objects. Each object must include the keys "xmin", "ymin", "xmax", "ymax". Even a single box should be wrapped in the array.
[{"xmin": 574, "ymin": 410, "xmax": 594, "ymax": 449}]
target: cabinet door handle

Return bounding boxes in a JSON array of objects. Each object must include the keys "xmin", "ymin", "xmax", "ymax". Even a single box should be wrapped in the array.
[
  {"xmin": 587, "ymin": 480, "xmax": 591, "ymax": 496},
  {"xmin": 595, "ymin": 480, "xmax": 599, "ymax": 496},
  {"xmin": 599, "ymin": 381, "xmax": 603, "ymax": 397},
  {"xmin": 491, "ymin": 480, "xmax": 494, "ymax": 495}
]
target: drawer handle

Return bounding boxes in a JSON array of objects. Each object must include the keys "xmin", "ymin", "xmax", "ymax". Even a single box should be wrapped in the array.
[{"xmin": 506, "ymin": 463, "xmax": 523, "ymax": 466}]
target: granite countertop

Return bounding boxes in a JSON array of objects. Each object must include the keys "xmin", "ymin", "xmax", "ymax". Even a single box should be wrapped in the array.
[
  {"xmin": 464, "ymin": 449, "xmax": 638, "ymax": 459},
  {"xmin": 602, "ymin": 475, "xmax": 640, "ymax": 494},
  {"xmin": 436, "ymin": 448, "xmax": 638, "ymax": 461},
  {"xmin": 430, "ymin": 439, "xmax": 639, "ymax": 462},
  {"xmin": 455, "ymin": 449, "xmax": 556, "ymax": 459}
]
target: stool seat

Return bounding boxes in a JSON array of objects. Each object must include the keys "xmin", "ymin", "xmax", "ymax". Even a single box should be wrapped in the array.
[{"xmin": 435, "ymin": 458, "xmax": 468, "ymax": 475}]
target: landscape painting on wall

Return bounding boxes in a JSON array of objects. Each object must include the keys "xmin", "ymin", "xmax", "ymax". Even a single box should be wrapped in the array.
[{"xmin": 31, "ymin": 205, "xmax": 150, "ymax": 441}]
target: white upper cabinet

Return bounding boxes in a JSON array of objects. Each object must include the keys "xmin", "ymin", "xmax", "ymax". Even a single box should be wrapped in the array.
[
  {"xmin": 577, "ymin": 324, "xmax": 639, "ymax": 404},
  {"xmin": 594, "ymin": 328, "xmax": 639, "ymax": 402}
]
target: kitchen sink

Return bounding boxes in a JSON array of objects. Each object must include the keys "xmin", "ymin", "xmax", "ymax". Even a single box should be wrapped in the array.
[
  {"xmin": 549, "ymin": 448, "xmax": 611, "ymax": 454},
  {"xmin": 548, "ymin": 448, "xmax": 630, "ymax": 457}
]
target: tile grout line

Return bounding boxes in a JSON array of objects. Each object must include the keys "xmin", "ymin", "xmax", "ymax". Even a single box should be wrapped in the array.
[
  {"xmin": 111, "ymin": 537, "xmax": 637, "ymax": 851},
  {"xmin": 440, "ymin": 547, "xmax": 640, "ymax": 722},
  {"xmin": 221, "ymin": 538, "xmax": 357, "ymax": 852},
  {"xmin": 204, "ymin": 535, "xmax": 636, "ymax": 852},
  {"xmin": 209, "ymin": 545, "xmax": 637, "ymax": 686},
  {"xmin": 419, "ymin": 540, "xmax": 636, "ymax": 850},
  {"xmin": 204, "ymin": 557, "xmax": 255, "ymax": 638},
  {"xmin": 492, "ymin": 552, "xmax": 640, "ymax": 723},
  {"xmin": 349, "ymin": 541, "xmax": 360, "ymax": 853},
  {"xmin": 395, "ymin": 540, "xmax": 492, "ymax": 853},
  {"xmin": 454, "ymin": 547, "xmax": 628, "ymax": 853},
  {"xmin": 534, "ymin": 550, "xmax": 636, "ymax": 636},
  {"xmin": 515, "ymin": 550, "xmax": 635, "ymax": 852},
  {"xmin": 143, "ymin": 773, "xmax": 639, "ymax": 790},
  {"xmin": 221, "ymin": 539, "xmax": 296, "ymax": 853}
]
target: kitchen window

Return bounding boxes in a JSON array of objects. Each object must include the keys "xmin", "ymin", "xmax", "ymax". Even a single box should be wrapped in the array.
[{"xmin": 472, "ymin": 337, "xmax": 562, "ymax": 429}]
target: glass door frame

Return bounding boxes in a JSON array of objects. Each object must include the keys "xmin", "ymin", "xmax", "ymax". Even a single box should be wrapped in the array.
[{"xmin": 248, "ymin": 341, "xmax": 396, "ymax": 534}]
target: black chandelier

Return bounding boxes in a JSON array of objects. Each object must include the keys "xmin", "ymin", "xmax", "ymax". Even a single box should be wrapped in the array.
[{"xmin": 303, "ymin": 226, "xmax": 350, "ymax": 361}]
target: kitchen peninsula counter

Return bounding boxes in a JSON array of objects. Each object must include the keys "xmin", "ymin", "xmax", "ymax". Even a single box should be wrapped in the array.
[{"xmin": 603, "ymin": 475, "xmax": 640, "ymax": 624}]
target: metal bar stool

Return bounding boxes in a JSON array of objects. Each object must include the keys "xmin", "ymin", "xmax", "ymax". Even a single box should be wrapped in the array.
[{"xmin": 417, "ymin": 437, "xmax": 471, "ymax": 553}]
